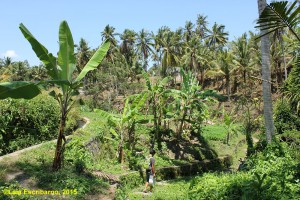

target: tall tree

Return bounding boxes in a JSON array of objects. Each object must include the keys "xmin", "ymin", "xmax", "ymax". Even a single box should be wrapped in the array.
[
  {"xmin": 101, "ymin": 25, "xmax": 118, "ymax": 63},
  {"xmin": 196, "ymin": 14, "xmax": 208, "ymax": 40},
  {"xmin": 76, "ymin": 38, "xmax": 91, "ymax": 88},
  {"xmin": 3, "ymin": 57, "xmax": 12, "ymax": 67},
  {"xmin": 257, "ymin": 0, "xmax": 300, "ymax": 120},
  {"xmin": 120, "ymin": 29, "xmax": 136, "ymax": 67},
  {"xmin": 160, "ymin": 30, "xmax": 182, "ymax": 77},
  {"xmin": 205, "ymin": 22, "xmax": 228, "ymax": 50},
  {"xmin": 15, "ymin": 21, "xmax": 109, "ymax": 170},
  {"xmin": 135, "ymin": 29, "xmax": 154, "ymax": 71},
  {"xmin": 101, "ymin": 24, "xmax": 118, "ymax": 46},
  {"xmin": 184, "ymin": 21, "xmax": 194, "ymax": 42},
  {"xmin": 257, "ymin": 0, "xmax": 275, "ymax": 143},
  {"xmin": 232, "ymin": 33, "xmax": 254, "ymax": 83}
]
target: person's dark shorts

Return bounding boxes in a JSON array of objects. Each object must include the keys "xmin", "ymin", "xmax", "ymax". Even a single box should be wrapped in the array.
[{"xmin": 146, "ymin": 169, "xmax": 151, "ymax": 182}]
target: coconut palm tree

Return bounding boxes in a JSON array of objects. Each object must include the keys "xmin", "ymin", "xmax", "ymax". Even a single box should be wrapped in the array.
[
  {"xmin": 101, "ymin": 24, "xmax": 118, "ymax": 46},
  {"xmin": 135, "ymin": 29, "xmax": 155, "ymax": 71},
  {"xmin": 205, "ymin": 22, "xmax": 228, "ymax": 50},
  {"xmin": 151, "ymin": 27, "xmax": 170, "ymax": 74},
  {"xmin": 184, "ymin": 21, "xmax": 194, "ymax": 42},
  {"xmin": 273, "ymin": 28, "xmax": 288, "ymax": 80},
  {"xmin": 181, "ymin": 36, "xmax": 200, "ymax": 72},
  {"xmin": 257, "ymin": 0, "xmax": 276, "ymax": 143},
  {"xmin": 76, "ymin": 38, "xmax": 91, "ymax": 71},
  {"xmin": 3, "ymin": 57, "xmax": 12, "ymax": 67},
  {"xmin": 120, "ymin": 29, "xmax": 136, "ymax": 67},
  {"xmin": 232, "ymin": 33, "xmax": 254, "ymax": 84},
  {"xmin": 257, "ymin": 0, "xmax": 300, "ymax": 123},
  {"xmin": 160, "ymin": 30, "xmax": 182, "ymax": 77},
  {"xmin": 76, "ymin": 38, "xmax": 91, "ymax": 88},
  {"xmin": 196, "ymin": 14, "xmax": 209, "ymax": 40},
  {"xmin": 207, "ymin": 49, "xmax": 234, "ymax": 100},
  {"xmin": 101, "ymin": 25, "xmax": 119, "ymax": 64},
  {"xmin": 29, "ymin": 64, "xmax": 48, "ymax": 81}
]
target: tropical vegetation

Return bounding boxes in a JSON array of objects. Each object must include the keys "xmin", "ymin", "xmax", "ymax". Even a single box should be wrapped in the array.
[{"xmin": 0, "ymin": 0, "xmax": 300, "ymax": 199}]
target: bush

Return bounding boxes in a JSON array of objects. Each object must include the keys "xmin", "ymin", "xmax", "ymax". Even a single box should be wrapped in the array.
[
  {"xmin": 64, "ymin": 137, "xmax": 93, "ymax": 172},
  {"xmin": 281, "ymin": 130, "xmax": 300, "ymax": 161},
  {"xmin": 189, "ymin": 142, "xmax": 300, "ymax": 199},
  {"xmin": 274, "ymin": 98, "xmax": 300, "ymax": 134},
  {"xmin": 0, "ymin": 94, "xmax": 60, "ymax": 155},
  {"xmin": 189, "ymin": 172, "xmax": 253, "ymax": 200}
]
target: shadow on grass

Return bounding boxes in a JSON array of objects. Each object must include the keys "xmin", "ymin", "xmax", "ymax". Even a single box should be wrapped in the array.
[
  {"xmin": 10, "ymin": 160, "xmax": 109, "ymax": 198},
  {"xmin": 164, "ymin": 133, "xmax": 218, "ymax": 162}
]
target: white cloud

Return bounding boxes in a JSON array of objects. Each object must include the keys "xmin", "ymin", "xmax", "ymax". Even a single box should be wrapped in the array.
[{"xmin": 2, "ymin": 50, "xmax": 18, "ymax": 58}]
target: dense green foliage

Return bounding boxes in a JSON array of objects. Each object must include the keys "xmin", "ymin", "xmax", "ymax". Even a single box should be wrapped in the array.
[
  {"xmin": 3, "ymin": 1, "xmax": 300, "ymax": 199},
  {"xmin": 0, "ymin": 94, "xmax": 60, "ymax": 155},
  {"xmin": 274, "ymin": 98, "xmax": 300, "ymax": 134}
]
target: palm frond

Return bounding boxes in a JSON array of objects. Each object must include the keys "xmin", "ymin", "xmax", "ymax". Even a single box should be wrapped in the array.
[{"xmin": 256, "ymin": 1, "xmax": 300, "ymax": 41}]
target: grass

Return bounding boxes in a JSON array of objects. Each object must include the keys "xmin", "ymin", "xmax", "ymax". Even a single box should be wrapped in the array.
[
  {"xmin": 201, "ymin": 124, "xmax": 249, "ymax": 169},
  {"xmin": 201, "ymin": 124, "xmax": 227, "ymax": 141},
  {"xmin": 127, "ymin": 177, "xmax": 191, "ymax": 200},
  {"xmin": 0, "ymin": 108, "xmax": 252, "ymax": 199},
  {"xmin": 0, "ymin": 140, "xmax": 109, "ymax": 200}
]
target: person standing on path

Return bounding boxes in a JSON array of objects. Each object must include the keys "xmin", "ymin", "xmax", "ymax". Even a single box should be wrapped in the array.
[{"xmin": 144, "ymin": 149, "xmax": 156, "ymax": 193}]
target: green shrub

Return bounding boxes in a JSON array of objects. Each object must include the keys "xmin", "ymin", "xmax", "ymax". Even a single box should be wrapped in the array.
[
  {"xmin": 64, "ymin": 137, "xmax": 93, "ymax": 172},
  {"xmin": 189, "ymin": 172, "xmax": 253, "ymax": 200},
  {"xmin": 274, "ymin": 98, "xmax": 300, "ymax": 134},
  {"xmin": 280, "ymin": 130, "xmax": 300, "ymax": 161},
  {"xmin": 189, "ymin": 142, "xmax": 300, "ymax": 200},
  {"xmin": 0, "ymin": 94, "xmax": 60, "ymax": 155}
]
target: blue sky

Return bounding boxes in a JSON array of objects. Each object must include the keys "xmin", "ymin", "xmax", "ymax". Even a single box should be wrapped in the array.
[{"xmin": 0, "ymin": 0, "xmax": 271, "ymax": 66}]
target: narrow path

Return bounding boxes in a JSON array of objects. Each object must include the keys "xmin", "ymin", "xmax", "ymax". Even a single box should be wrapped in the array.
[{"xmin": 0, "ymin": 117, "xmax": 90, "ymax": 162}]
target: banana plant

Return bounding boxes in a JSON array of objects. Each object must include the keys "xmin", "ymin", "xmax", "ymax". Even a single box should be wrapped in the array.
[
  {"xmin": 0, "ymin": 21, "xmax": 110, "ymax": 170},
  {"xmin": 167, "ymin": 68, "xmax": 218, "ymax": 139},
  {"xmin": 142, "ymin": 71, "xmax": 172, "ymax": 147},
  {"xmin": 95, "ymin": 92, "xmax": 149, "ymax": 163}
]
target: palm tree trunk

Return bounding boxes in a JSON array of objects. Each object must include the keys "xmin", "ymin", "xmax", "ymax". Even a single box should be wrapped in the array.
[
  {"xmin": 281, "ymin": 42, "xmax": 287, "ymax": 80},
  {"xmin": 258, "ymin": 0, "xmax": 275, "ymax": 143},
  {"xmin": 226, "ymin": 75, "xmax": 230, "ymax": 101}
]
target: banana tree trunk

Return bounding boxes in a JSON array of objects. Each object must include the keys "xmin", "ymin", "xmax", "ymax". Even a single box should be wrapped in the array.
[
  {"xmin": 128, "ymin": 122, "xmax": 136, "ymax": 150},
  {"xmin": 178, "ymin": 107, "xmax": 188, "ymax": 139},
  {"xmin": 119, "ymin": 131, "xmax": 125, "ymax": 163},
  {"xmin": 52, "ymin": 114, "xmax": 66, "ymax": 171},
  {"xmin": 152, "ymin": 97, "xmax": 158, "ymax": 149},
  {"xmin": 258, "ymin": 0, "xmax": 275, "ymax": 143},
  {"xmin": 119, "ymin": 144, "xmax": 124, "ymax": 164},
  {"xmin": 226, "ymin": 131, "xmax": 230, "ymax": 145}
]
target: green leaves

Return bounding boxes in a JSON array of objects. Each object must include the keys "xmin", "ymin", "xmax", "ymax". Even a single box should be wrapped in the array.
[
  {"xmin": 20, "ymin": 21, "xmax": 110, "ymax": 87},
  {"xmin": 58, "ymin": 21, "xmax": 76, "ymax": 82},
  {"xmin": 0, "ymin": 82, "xmax": 41, "ymax": 99},
  {"xmin": 75, "ymin": 41, "xmax": 110, "ymax": 83},
  {"xmin": 256, "ymin": 1, "xmax": 300, "ymax": 40},
  {"xmin": 19, "ymin": 23, "xmax": 58, "ymax": 80}
]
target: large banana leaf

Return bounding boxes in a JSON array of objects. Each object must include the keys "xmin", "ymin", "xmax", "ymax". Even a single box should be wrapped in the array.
[
  {"xmin": 0, "ymin": 82, "xmax": 41, "ymax": 99},
  {"xmin": 58, "ymin": 21, "xmax": 76, "ymax": 82},
  {"xmin": 75, "ymin": 41, "xmax": 110, "ymax": 83},
  {"xmin": 128, "ymin": 92, "xmax": 148, "ymax": 111},
  {"xmin": 256, "ymin": 1, "xmax": 300, "ymax": 40},
  {"xmin": 19, "ymin": 23, "xmax": 58, "ymax": 79}
]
